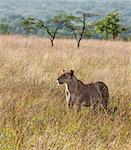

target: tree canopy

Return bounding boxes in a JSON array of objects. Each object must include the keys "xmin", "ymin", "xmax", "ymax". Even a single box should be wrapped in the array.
[{"xmin": 95, "ymin": 11, "xmax": 127, "ymax": 40}]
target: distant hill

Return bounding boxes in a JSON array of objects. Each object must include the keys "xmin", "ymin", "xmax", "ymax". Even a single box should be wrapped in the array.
[
  {"xmin": 0, "ymin": 0, "xmax": 131, "ymax": 24},
  {"xmin": 0, "ymin": 0, "xmax": 131, "ymax": 37}
]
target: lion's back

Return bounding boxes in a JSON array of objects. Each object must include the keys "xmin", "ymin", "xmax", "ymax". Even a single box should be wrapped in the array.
[{"xmin": 85, "ymin": 81, "xmax": 109, "ymax": 101}]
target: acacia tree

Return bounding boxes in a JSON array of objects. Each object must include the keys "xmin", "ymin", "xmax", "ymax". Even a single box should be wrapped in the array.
[
  {"xmin": 95, "ymin": 20, "xmax": 109, "ymax": 39},
  {"xmin": 36, "ymin": 19, "xmax": 65, "ymax": 47},
  {"xmin": 54, "ymin": 13, "xmax": 94, "ymax": 48},
  {"xmin": 95, "ymin": 11, "xmax": 127, "ymax": 40},
  {"xmin": 21, "ymin": 17, "xmax": 36, "ymax": 36},
  {"xmin": 0, "ymin": 22, "xmax": 10, "ymax": 34}
]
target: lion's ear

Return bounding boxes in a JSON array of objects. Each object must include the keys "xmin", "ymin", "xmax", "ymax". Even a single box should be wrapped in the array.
[{"xmin": 69, "ymin": 70, "xmax": 74, "ymax": 77}]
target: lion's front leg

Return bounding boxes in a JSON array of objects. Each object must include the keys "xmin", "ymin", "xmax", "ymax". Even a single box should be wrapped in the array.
[
  {"xmin": 66, "ymin": 91, "xmax": 74, "ymax": 110},
  {"xmin": 76, "ymin": 99, "xmax": 82, "ymax": 112},
  {"xmin": 68, "ymin": 101, "xmax": 74, "ymax": 110}
]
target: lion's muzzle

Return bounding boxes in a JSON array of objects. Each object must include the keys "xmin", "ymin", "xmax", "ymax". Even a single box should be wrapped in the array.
[{"xmin": 56, "ymin": 78, "xmax": 64, "ymax": 85}]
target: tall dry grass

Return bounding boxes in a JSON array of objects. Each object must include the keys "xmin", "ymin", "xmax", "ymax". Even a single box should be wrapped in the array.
[{"xmin": 0, "ymin": 35, "xmax": 130, "ymax": 150}]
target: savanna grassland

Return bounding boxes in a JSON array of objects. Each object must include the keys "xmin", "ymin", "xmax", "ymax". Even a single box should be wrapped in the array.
[{"xmin": 0, "ymin": 35, "xmax": 130, "ymax": 150}]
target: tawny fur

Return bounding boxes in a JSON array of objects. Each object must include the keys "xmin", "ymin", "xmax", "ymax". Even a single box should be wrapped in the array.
[{"xmin": 57, "ymin": 70, "xmax": 109, "ymax": 112}]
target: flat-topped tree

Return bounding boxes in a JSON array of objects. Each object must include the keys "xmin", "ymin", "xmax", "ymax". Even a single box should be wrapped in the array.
[
  {"xmin": 36, "ymin": 18, "xmax": 65, "ymax": 47},
  {"xmin": 95, "ymin": 11, "xmax": 127, "ymax": 40},
  {"xmin": 21, "ymin": 17, "xmax": 36, "ymax": 36},
  {"xmin": 54, "ymin": 12, "xmax": 95, "ymax": 48}
]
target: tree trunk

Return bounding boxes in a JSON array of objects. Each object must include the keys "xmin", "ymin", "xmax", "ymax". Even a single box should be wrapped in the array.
[
  {"xmin": 51, "ymin": 39, "xmax": 54, "ymax": 47},
  {"xmin": 77, "ymin": 14, "xmax": 86, "ymax": 48},
  {"xmin": 113, "ymin": 35, "xmax": 116, "ymax": 40},
  {"xmin": 112, "ymin": 32, "xmax": 117, "ymax": 40},
  {"xmin": 26, "ymin": 30, "xmax": 29, "ymax": 36},
  {"xmin": 77, "ymin": 40, "xmax": 80, "ymax": 48}
]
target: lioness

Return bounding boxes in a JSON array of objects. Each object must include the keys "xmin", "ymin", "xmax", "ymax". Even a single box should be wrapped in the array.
[{"xmin": 57, "ymin": 70, "xmax": 109, "ymax": 112}]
